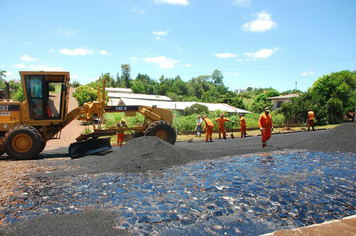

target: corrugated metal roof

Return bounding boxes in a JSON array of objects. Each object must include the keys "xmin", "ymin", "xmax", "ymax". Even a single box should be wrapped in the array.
[
  {"xmin": 107, "ymin": 92, "xmax": 172, "ymax": 101},
  {"xmin": 267, "ymin": 93, "xmax": 299, "ymax": 100},
  {"xmin": 107, "ymin": 98, "xmax": 251, "ymax": 114},
  {"xmin": 106, "ymin": 88, "xmax": 132, "ymax": 93}
]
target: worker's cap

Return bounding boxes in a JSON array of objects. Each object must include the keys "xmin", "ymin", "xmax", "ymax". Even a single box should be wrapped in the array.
[
  {"xmin": 220, "ymin": 113, "xmax": 224, "ymax": 117},
  {"xmin": 120, "ymin": 119, "xmax": 126, "ymax": 123},
  {"xmin": 197, "ymin": 115, "xmax": 200, "ymax": 118},
  {"xmin": 264, "ymin": 107, "xmax": 270, "ymax": 112},
  {"xmin": 202, "ymin": 115, "xmax": 207, "ymax": 119}
]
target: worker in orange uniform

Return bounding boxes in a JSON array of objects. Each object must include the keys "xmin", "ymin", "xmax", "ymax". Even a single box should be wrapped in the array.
[
  {"xmin": 215, "ymin": 114, "xmax": 232, "ymax": 139},
  {"xmin": 307, "ymin": 109, "xmax": 315, "ymax": 131},
  {"xmin": 202, "ymin": 115, "xmax": 214, "ymax": 142},
  {"xmin": 117, "ymin": 119, "xmax": 127, "ymax": 146},
  {"xmin": 258, "ymin": 107, "xmax": 274, "ymax": 148},
  {"xmin": 239, "ymin": 114, "xmax": 247, "ymax": 138}
]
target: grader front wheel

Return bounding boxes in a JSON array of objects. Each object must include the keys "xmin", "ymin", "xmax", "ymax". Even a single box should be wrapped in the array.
[
  {"xmin": 145, "ymin": 120, "xmax": 176, "ymax": 145},
  {"xmin": 4, "ymin": 125, "xmax": 42, "ymax": 160}
]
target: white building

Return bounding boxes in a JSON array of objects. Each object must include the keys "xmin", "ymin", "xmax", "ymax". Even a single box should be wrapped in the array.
[
  {"xmin": 267, "ymin": 93, "xmax": 299, "ymax": 110},
  {"xmin": 106, "ymin": 88, "xmax": 251, "ymax": 115}
]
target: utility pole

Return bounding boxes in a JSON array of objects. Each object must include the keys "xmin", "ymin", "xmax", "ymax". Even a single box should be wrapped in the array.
[{"xmin": 295, "ymin": 82, "xmax": 297, "ymax": 90}]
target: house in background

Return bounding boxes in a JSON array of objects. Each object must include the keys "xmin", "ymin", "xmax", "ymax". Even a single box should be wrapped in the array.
[
  {"xmin": 267, "ymin": 93, "xmax": 299, "ymax": 110},
  {"xmin": 106, "ymin": 88, "xmax": 251, "ymax": 115}
]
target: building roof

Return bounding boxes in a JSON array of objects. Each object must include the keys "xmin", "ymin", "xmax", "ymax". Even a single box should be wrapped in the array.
[
  {"xmin": 107, "ymin": 92, "xmax": 172, "ymax": 101},
  {"xmin": 106, "ymin": 88, "xmax": 132, "ymax": 94},
  {"xmin": 266, "ymin": 93, "xmax": 299, "ymax": 100},
  {"xmin": 107, "ymin": 98, "xmax": 251, "ymax": 114}
]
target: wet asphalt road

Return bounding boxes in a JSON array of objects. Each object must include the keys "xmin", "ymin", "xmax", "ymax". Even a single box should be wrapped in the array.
[{"xmin": 1, "ymin": 124, "xmax": 356, "ymax": 236}]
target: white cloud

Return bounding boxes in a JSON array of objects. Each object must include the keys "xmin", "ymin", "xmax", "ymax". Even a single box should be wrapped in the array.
[
  {"xmin": 300, "ymin": 71, "xmax": 314, "ymax": 76},
  {"xmin": 60, "ymin": 48, "xmax": 95, "ymax": 56},
  {"xmin": 242, "ymin": 11, "xmax": 277, "ymax": 32},
  {"xmin": 145, "ymin": 56, "xmax": 178, "ymax": 68},
  {"xmin": 99, "ymin": 50, "xmax": 110, "ymax": 56},
  {"xmin": 58, "ymin": 27, "xmax": 77, "ymax": 36},
  {"xmin": 130, "ymin": 57, "xmax": 141, "ymax": 63},
  {"xmin": 21, "ymin": 55, "xmax": 37, "ymax": 61},
  {"xmin": 4, "ymin": 71, "xmax": 13, "ymax": 77},
  {"xmin": 153, "ymin": 30, "xmax": 170, "ymax": 40},
  {"xmin": 133, "ymin": 6, "xmax": 146, "ymax": 14},
  {"xmin": 153, "ymin": 30, "xmax": 170, "ymax": 36},
  {"xmin": 244, "ymin": 47, "xmax": 279, "ymax": 60},
  {"xmin": 28, "ymin": 65, "xmax": 64, "ymax": 71},
  {"xmin": 13, "ymin": 63, "xmax": 26, "ymax": 68},
  {"xmin": 182, "ymin": 64, "xmax": 193, "ymax": 67},
  {"xmin": 154, "ymin": 0, "xmax": 189, "ymax": 6},
  {"xmin": 236, "ymin": 58, "xmax": 242, "ymax": 62},
  {"xmin": 232, "ymin": 0, "xmax": 251, "ymax": 6},
  {"xmin": 234, "ymin": 72, "xmax": 240, "ymax": 76},
  {"xmin": 214, "ymin": 53, "xmax": 237, "ymax": 58},
  {"xmin": 48, "ymin": 49, "xmax": 56, "ymax": 53}
]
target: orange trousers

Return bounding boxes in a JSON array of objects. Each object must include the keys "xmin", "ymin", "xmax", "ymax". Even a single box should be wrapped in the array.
[
  {"xmin": 218, "ymin": 127, "xmax": 226, "ymax": 139},
  {"xmin": 241, "ymin": 125, "xmax": 246, "ymax": 137},
  {"xmin": 205, "ymin": 127, "xmax": 213, "ymax": 142},
  {"xmin": 117, "ymin": 132, "xmax": 125, "ymax": 146},
  {"xmin": 261, "ymin": 128, "xmax": 271, "ymax": 147},
  {"xmin": 308, "ymin": 120, "xmax": 314, "ymax": 131}
]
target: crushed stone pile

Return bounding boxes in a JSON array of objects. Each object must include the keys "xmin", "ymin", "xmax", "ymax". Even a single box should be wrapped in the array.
[
  {"xmin": 284, "ymin": 122, "xmax": 356, "ymax": 153},
  {"xmin": 41, "ymin": 136, "xmax": 200, "ymax": 177}
]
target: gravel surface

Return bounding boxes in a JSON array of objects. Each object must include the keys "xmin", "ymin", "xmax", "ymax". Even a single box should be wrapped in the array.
[{"xmin": 0, "ymin": 123, "xmax": 355, "ymax": 236}]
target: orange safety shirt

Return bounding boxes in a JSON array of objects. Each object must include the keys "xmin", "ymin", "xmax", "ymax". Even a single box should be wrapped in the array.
[
  {"xmin": 258, "ymin": 113, "xmax": 273, "ymax": 129},
  {"xmin": 215, "ymin": 117, "xmax": 229, "ymax": 129},
  {"xmin": 203, "ymin": 118, "xmax": 214, "ymax": 129},
  {"xmin": 240, "ymin": 117, "xmax": 246, "ymax": 127},
  {"xmin": 308, "ymin": 111, "xmax": 314, "ymax": 121}
]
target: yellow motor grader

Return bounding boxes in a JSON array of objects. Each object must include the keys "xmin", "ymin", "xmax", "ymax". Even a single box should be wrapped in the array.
[{"xmin": 0, "ymin": 71, "xmax": 176, "ymax": 159}]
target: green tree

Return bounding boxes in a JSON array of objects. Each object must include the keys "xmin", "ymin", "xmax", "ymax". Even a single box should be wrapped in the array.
[
  {"xmin": 135, "ymin": 73, "xmax": 156, "ymax": 94},
  {"xmin": 183, "ymin": 103, "xmax": 209, "ymax": 116},
  {"xmin": 279, "ymin": 92, "xmax": 314, "ymax": 125},
  {"xmin": 251, "ymin": 89, "xmax": 279, "ymax": 113},
  {"xmin": 121, "ymin": 64, "xmax": 132, "ymax": 88},
  {"xmin": 0, "ymin": 69, "xmax": 6, "ymax": 80},
  {"xmin": 99, "ymin": 73, "xmax": 116, "ymax": 88},
  {"xmin": 131, "ymin": 80, "xmax": 145, "ymax": 94},
  {"xmin": 172, "ymin": 75, "xmax": 188, "ymax": 95},
  {"xmin": 187, "ymin": 75, "xmax": 211, "ymax": 99},
  {"xmin": 217, "ymin": 91, "xmax": 246, "ymax": 109},
  {"xmin": 309, "ymin": 70, "xmax": 356, "ymax": 124},
  {"xmin": 72, "ymin": 85, "xmax": 98, "ymax": 106},
  {"xmin": 212, "ymin": 69, "xmax": 223, "ymax": 86},
  {"xmin": 71, "ymin": 80, "xmax": 81, "ymax": 88},
  {"xmin": 12, "ymin": 85, "xmax": 25, "ymax": 102}
]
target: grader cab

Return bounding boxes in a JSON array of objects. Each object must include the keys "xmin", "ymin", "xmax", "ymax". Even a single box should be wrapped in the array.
[{"xmin": 0, "ymin": 71, "xmax": 176, "ymax": 160}]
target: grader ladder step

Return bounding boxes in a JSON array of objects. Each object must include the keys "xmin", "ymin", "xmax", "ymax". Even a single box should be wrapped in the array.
[{"xmin": 69, "ymin": 138, "xmax": 112, "ymax": 159}]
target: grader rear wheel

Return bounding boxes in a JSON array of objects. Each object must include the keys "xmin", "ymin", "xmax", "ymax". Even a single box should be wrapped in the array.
[
  {"xmin": 4, "ymin": 125, "xmax": 42, "ymax": 160},
  {"xmin": 145, "ymin": 120, "xmax": 176, "ymax": 145}
]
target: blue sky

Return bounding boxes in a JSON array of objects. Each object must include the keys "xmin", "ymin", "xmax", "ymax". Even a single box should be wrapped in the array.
[{"xmin": 1, "ymin": 0, "xmax": 355, "ymax": 92}]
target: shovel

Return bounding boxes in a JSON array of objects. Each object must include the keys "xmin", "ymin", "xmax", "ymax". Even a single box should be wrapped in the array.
[{"xmin": 231, "ymin": 121, "xmax": 235, "ymax": 139}]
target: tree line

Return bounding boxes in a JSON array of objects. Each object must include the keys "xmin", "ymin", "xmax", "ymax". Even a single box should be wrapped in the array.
[{"xmin": 1, "ymin": 67, "xmax": 355, "ymax": 127}]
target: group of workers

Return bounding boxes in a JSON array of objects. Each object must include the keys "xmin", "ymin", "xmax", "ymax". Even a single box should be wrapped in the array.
[
  {"xmin": 197, "ymin": 113, "xmax": 247, "ymax": 142},
  {"xmin": 116, "ymin": 107, "xmax": 316, "ymax": 148},
  {"xmin": 198, "ymin": 107, "xmax": 315, "ymax": 148}
]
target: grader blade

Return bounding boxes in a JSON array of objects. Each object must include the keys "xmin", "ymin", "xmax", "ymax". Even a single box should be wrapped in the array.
[{"xmin": 69, "ymin": 138, "xmax": 112, "ymax": 159}]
